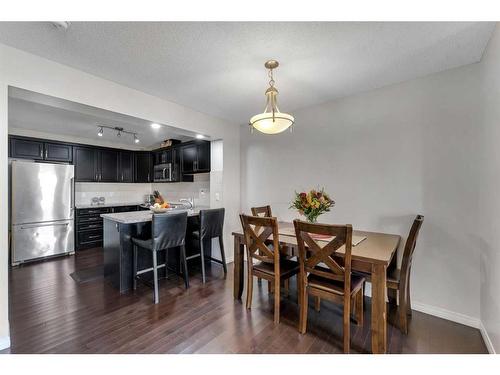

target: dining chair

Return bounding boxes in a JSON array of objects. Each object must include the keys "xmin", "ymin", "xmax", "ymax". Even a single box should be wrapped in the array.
[
  {"xmin": 387, "ymin": 215, "xmax": 424, "ymax": 334},
  {"xmin": 131, "ymin": 212, "xmax": 189, "ymax": 304},
  {"xmin": 240, "ymin": 214, "xmax": 300, "ymax": 324},
  {"xmin": 186, "ymin": 208, "xmax": 227, "ymax": 283},
  {"xmin": 250, "ymin": 205, "xmax": 277, "ymax": 290},
  {"xmin": 293, "ymin": 219, "xmax": 365, "ymax": 354}
]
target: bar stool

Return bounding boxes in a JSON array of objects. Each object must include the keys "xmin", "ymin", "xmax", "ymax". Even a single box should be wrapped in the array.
[
  {"xmin": 186, "ymin": 208, "xmax": 227, "ymax": 283},
  {"xmin": 131, "ymin": 212, "xmax": 188, "ymax": 304}
]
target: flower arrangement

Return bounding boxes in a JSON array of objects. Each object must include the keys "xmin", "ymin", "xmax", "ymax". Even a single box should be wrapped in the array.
[{"xmin": 290, "ymin": 188, "xmax": 335, "ymax": 223}]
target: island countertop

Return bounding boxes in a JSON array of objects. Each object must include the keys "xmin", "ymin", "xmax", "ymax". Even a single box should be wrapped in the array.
[{"xmin": 101, "ymin": 207, "xmax": 208, "ymax": 224}]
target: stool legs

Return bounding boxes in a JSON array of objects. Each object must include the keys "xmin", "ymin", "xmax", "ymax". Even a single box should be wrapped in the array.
[
  {"xmin": 199, "ymin": 239, "xmax": 206, "ymax": 283},
  {"xmin": 152, "ymin": 250, "xmax": 159, "ymax": 304},
  {"xmin": 133, "ymin": 244, "xmax": 138, "ymax": 290},
  {"xmin": 180, "ymin": 245, "xmax": 190, "ymax": 289}
]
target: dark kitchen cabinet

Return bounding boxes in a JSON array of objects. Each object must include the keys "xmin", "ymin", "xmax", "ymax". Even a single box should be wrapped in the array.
[
  {"xmin": 135, "ymin": 152, "xmax": 153, "ymax": 183},
  {"xmin": 10, "ymin": 137, "xmax": 73, "ymax": 162},
  {"xmin": 119, "ymin": 151, "xmax": 134, "ymax": 182},
  {"xmin": 74, "ymin": 146, "xmax": 97, "ymax": 182},
  {"xmin": 10, "ymin": 138, "xmax": 44, "ymax": 160},
  {"xmin": 45, "ymin": 142, "xmax": 73, "ymax": 162},
  {"xmin": 98, "ymin": 149, "xmax": 119, "ymax": 182},
  {"xmin": 181, "ymin": 141, "xmax": 211, "ymax": 174},
  {"xmin": 74, "ymin": 147, "xmax": 118, "ymax": 182}
]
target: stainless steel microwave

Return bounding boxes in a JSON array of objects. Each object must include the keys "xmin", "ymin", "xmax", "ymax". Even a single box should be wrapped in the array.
[{"xmin": 153, "ymin": 163, "xmax": 173, "ymax": 182}]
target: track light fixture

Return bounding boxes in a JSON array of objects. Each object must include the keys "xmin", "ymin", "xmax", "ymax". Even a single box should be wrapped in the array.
[{"xmin": 97, "ymin": 125, "xmax": 139, "ymax": 143}]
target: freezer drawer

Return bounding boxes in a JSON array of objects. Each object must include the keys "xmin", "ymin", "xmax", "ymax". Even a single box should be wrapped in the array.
[{"xmin": 11, "ymin": 220, "xmax": 74, "ymax": 265}]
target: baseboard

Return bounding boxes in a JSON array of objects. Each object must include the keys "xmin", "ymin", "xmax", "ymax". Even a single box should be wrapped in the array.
[
  {"xmin": 479, "ymin": 321, "xmax": 496, "ymax": 354},
  {"xmin": 0, "ymin": 335, "xmax": 10, "ymax": 350},
  {"xmin": 411, "ymin": 301, "xmax": 481, "ymax": 329}
]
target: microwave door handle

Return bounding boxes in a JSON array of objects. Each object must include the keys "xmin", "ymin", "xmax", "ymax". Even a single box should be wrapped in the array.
[
  {"xmin": 169, "ymin": 165, "xmax": 172, "ymax": 181},
  {"xmin": 162, "ymin": 168, "xmax": 166, "ymax": 180}
]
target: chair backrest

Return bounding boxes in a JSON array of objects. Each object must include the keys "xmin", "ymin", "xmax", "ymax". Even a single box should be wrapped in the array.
[
  {"xmin": 293, "ymin": 219, "xmax": 353, "ymax": 294},
  {"xmin": 400, "ymin": 215, "xmax": 424, "ymax": 285},
  {"xmin": 251, "ymin": 205, "xmax": 272, "ymax": 217},
  {"xmin": 240, "ymin": 214, "xmax": 280, "ymax": 268},
  {"xmin": 199, "ymin": 208, "xmax": 225, "ymax": 240},
  {"xmin": 152, "ymin": 212, "xmax": 188, "ymax": 251}
]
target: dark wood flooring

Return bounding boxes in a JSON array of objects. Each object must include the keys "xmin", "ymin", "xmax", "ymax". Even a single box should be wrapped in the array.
[{"xmin": 4, "ymin": 248, "xmax": 487, "ymax": 354}]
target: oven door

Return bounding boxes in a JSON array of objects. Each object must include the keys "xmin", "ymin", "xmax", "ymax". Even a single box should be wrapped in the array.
[{"xmin": 153, "ymin": 163, "xmax": 172, "ymax": 182}]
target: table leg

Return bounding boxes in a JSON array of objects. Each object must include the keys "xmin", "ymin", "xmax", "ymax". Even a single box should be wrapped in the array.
[
  {"xmin": 233, "ymin": 236, "xmax": 244, "ymax": 300},
  {"xmin": 371, "ymin": 263, "xmax": 387, "ymax": 354}
]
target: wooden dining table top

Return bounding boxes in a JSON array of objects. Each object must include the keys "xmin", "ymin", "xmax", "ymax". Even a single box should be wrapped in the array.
[{"xmin": 232, "ymin": 221, "xmax": 401, "ymax": 266}]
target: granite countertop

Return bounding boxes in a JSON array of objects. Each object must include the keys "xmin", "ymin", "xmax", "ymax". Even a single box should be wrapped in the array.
[
  {"xmin": 101, "ymin": 207, "xmax": 210, "ymax": 224},
  {"xmin": 75, "ymin": 202, "xmax": 144, "ymax": 209}
]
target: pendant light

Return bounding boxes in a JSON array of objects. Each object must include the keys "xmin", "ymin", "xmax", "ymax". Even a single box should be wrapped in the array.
[{"xmin": 249, "ymin": 60, "xmax": 294, "ymax": 134}]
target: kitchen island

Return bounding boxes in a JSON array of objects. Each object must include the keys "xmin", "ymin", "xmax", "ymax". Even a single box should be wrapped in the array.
[{"xmin": 101, "ymin": 209, "xmax": 208, "ymax": 293}]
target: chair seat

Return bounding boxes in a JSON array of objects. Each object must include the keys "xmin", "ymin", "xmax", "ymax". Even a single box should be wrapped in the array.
[
  {"xmin": 308, "ymin": 273, "xmax": 365, "ymax": 296},
  {"xmin": 253, "ymin": 259, "xmax": 299, "ymax": 279},
  {"xmin": 131, "ymin": 237, "xmax": 153, "ymax": 250}
]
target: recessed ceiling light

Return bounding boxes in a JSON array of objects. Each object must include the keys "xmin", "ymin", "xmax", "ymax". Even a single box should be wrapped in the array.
[
  {"xmin": 195, "ymin": 134, "xmax": 205, "ymax": 139},
  {"xmin": 151, "ymin": 123, "xmax": 161, "ymax": 129},
  {"xmin": 97, "ymin": 127, "xmax": 103, "ymax": 137},
  {"xmin": 134, "ymin": 134, "xmax": 140, "ymax": 144}
]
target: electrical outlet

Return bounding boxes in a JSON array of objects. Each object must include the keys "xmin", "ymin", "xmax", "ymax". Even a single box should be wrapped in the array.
[
  {"xmin": 215, "ymin": 192, "xmax": 220, "ymax": 201},
  {"xmin": 199, "ymin": 188, "xmax": 206, "ymax": 198}
]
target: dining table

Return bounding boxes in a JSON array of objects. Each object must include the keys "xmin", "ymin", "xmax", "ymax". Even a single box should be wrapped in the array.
[{"xmin": 232, "ymin": 221, "xmax": 401, "ymax": 354}]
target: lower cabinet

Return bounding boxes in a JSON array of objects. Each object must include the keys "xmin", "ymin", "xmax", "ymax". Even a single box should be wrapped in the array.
[{"xmin": 75, "ymin": 205, "xmax": 140, "ymax": 250}]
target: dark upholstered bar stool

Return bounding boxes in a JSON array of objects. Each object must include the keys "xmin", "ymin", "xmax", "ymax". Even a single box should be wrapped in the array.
[
  {"xmin": 131, "ymin": 212, "xmax": 188, "ymax": 304},
  {"xmin": 186, "ymin": 208, "xmax": 227, "ymax": 283}
]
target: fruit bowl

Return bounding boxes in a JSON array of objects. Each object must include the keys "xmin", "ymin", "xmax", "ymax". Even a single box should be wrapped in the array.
[{"xmin": 150, "ymin": 206, "xmax": 169, "ymax": 213}]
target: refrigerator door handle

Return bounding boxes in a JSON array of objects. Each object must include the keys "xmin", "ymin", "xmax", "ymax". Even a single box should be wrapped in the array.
[
  {"xmin": 20, "ymin": 222, "xmax": 70, "ymax": 230},
  {"xmin": 70, "ymin": 177, "xmax": 75, "ymax": 214}
]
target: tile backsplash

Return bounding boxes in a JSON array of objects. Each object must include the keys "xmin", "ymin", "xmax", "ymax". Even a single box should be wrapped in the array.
[
  {"xmin": 75, "ymin": 183, "xmax": 151, "ymax": 206},
  {"xmin": 152, "ymin": 174, "xmax": 210, "ymax": 207},
  {"xmin": 75, "ymin": 174, "xmax": 210, "ymax": 207}
]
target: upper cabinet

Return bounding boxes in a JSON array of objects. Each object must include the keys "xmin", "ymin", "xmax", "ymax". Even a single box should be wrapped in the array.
[
  {"xmin": 180, "ymin": 141, "xmax": 211, "ymax": 174},
  {"xmin": 10, "ymin": 137, "xmax": 72, "ymax": 163},
  {"xmin": 119, "ymin": 151, "xmax": 134, "ymax": 183},
  {"xmin": 9, "ymin": 136, "xmax": 208, "ymax": 183},
  {"xmin": 98, "ymin": 149, "xmax": 119, "ymax": 182},
  {"xmin": 74, "ymin": 146, "xmax": 119, "ymax": 182},
  {"xmin": 134, "ymin": 152, "xmax": 153, "ymax": 183},
  {"xmin": 74, "ymin": 146, "xmax": 97, "ymax": 182},
  {"xmin": 45, "ymin": 142, "xmax": 73, "ymax": 162}
]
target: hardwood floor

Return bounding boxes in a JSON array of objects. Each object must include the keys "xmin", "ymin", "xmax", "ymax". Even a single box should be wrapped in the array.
[{"xmin": 4, "ymin": 248, "xmax": 487, "ymax": 354}]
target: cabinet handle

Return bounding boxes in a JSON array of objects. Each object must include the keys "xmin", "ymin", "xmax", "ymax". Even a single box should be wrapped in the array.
[
  {"xmin": 87, "ymin": 235, "xmax": 101, "ymax": 240},
  {"xmin": 40, "ymin": 149, "xmax": 43, "ymax": 158},
  {"xmin": 45, "ymin": 149, "xmax": 48, "ymax": 159},
  {"xmin": 121, "ymin": 173, "xmax": 124, "ymax": 181},
  {"xmin": 147, "ymin": 173, "xmax": 150, "ymax": 182}
]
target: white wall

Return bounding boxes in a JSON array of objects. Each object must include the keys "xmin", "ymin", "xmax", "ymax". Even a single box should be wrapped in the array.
[
  {"xmin": 478, "ymin": 25, "xmax": 500, "ymax": 354},
  {"xmin": 241, "ymin": 57, "xmax": 483, "ymax": 322},
  {"xmin": 0, "ymin": 43, "xmax": 240, "ymax": 349}
]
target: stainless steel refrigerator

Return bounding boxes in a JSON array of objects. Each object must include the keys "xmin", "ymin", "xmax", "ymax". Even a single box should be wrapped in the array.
[{"xmin": 11, "ymin": 160, "xmax": 75, "ymax": 265}]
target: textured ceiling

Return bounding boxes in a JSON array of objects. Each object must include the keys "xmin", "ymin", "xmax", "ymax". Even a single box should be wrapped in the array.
[{"xmin": 0, "ymin": 22, "xmax": 495, "ymax": 124}]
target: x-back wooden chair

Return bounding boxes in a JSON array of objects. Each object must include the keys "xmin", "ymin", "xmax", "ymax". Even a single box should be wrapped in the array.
[
  {"xmin": 240, "ymin": 214, "xmax": 299, "ymax": 324},
  {"xmin": 294, "ymin": 219, "xmax": 365, "ymax": 354}
]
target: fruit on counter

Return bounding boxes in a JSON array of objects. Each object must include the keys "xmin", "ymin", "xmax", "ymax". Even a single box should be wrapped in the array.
[{"xmin": 152, "ymin": 201, "xmax": 170, "ymax": 210}]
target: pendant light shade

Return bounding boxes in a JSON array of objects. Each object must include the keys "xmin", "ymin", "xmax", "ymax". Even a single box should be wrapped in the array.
[{"xmin": 249, "ymin": 60, "xmax": 294, "ymax": 135}]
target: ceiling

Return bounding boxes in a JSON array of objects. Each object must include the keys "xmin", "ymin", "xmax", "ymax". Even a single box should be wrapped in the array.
[
  {"xmin": 0, "ymin": 22, "xmax": 495, "ymax": 124},
  {"xmin": 8, "ymin": 88, "xmax": 197, "ymax": 149}
]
